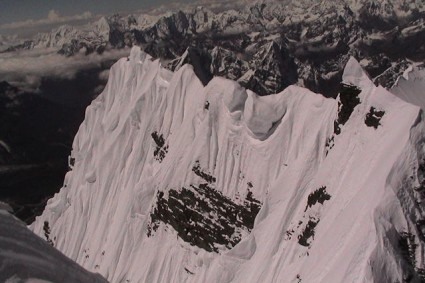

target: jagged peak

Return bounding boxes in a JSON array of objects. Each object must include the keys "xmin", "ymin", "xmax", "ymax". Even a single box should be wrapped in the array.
[
  {"xmin": 95, "ymin": 16, "xmax": 109, "ymax": 27},
  {"xmin": 342, "ymin": 56, "xmax": 373, "ymax": 89},
  {"xmin": 252, "ymin": 40, "xmax": 281, "ymax": 61},
  {"xmin": 34, "ymin": 24, "xmax": 77, "ymax": 39},
  {"xmin": 400, "ymin": 63, "xmax": 425, "ymax": 81},
  {"xmin": 129, "ymin": 46, "xmax": 151, "ymax": 64},
  {"xmin": 54, "ymin": 24, "xmax": 77, "ymax": 33},
  {"xmin": 192, "ymin": 5, "xmax": 214, "ymax": 14},
  {"xmin": 205, "ymin": 77, "xmax": 248, "ymax": 112},
  {"xmin": 137, "ymin": 13, "xmax": 159, "ymax": 28},
  {"xmin": 30, "ymin": 41, "xmax": 425, "ymax": 282}
]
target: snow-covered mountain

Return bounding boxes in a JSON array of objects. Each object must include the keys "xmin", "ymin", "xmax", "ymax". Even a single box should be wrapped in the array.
[
  {"xmin": 31, "ymin": 46, "xmax": 425, "ymax": 282},
  {"xmin": 3, "ymin": 0, "xmax": 425, "ymax": 96},
  {"xmin": 0, "ymin": 209, "xmax": 107, "ymax": 282}
]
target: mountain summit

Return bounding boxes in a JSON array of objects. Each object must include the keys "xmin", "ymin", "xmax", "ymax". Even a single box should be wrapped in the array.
[{"xmin": 30, "ymin": 46, "xmax": 425, "ymax": 282}]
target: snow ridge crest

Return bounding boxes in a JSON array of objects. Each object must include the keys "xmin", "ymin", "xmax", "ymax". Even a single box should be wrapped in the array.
[{"xmin": 31, "ymin": 46, "xmax": 425, "ymax": 283}]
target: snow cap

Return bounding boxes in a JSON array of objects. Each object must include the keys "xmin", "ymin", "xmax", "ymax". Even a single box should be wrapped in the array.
[
  {"xmin": 342, "ymin": 56, "xmax": 373, "ymax": 89},
  {"xmin": 129, "ymin": 46, "xmax": 150, "ymax": 64},
  {"xmin": 206, "ymin": 77, "xmax": 248, "ymax": 112},
  {"xmin": 244, "ymin": 90, "xmax": 287, "ymax": 138},
  {"xmin": 391, "ymin": 66, "xmax": 425, "ymax": 109}
]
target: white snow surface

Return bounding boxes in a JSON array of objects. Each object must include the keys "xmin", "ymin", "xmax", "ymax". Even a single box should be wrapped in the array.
[
  {"xmin": 0, "ymin": 210, "xmax": 107, "ymax": 282},
  {"xmin": 392, "ymin": 66, "xmax": 425, "ymax": 110},
  {"xmin": 32, "ymin": 46, "xmax": 425, "ymax": 282}
]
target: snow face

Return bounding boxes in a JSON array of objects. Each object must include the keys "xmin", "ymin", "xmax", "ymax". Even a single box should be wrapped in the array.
[
  {"xmin": 0, "ymin": 210, "xmax": 107, "ymax": 282},
  {"xmin": 391, "ymin": 65, "xmax": 425, "ymax": 109},
  {"xmin": 32, "ymin": 47, "xmax": 425, "ymax": 282}
]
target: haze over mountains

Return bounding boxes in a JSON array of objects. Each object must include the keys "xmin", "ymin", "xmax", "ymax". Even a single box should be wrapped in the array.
[
  {"xmin": 1, "ymin": 0, "xmax": 425, "ymax": 281},
  {"xmin": 3, "ymin": 0, "xmax": 425, "ymax": 95}
]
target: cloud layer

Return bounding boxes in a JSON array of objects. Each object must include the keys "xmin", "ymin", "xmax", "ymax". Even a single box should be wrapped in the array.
[
  {"xmin": 144, "ymin": 0, "xmax": 250, "ymax": 15},
  {"xmin": 0, "ymin": 48, "xmax": 130, "ymax": 90}
]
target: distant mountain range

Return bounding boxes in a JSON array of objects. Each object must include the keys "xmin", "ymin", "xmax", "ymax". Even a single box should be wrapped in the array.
[{"xmin": 2, "ymin": 0, "xmax": 425, "ymax": 96}]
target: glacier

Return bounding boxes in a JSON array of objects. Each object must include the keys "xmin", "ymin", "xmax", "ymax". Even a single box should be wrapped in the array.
[{"xmin": 31, "ymin": 46, "xmax": 425, "ymax": 282}]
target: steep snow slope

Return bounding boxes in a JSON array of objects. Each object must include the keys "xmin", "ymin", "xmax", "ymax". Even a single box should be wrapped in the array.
[
  {"xmin": 32, "ymin": 47, "xmax": 425, "ymax": 282},
  {"xmin": 392, "ymin": 65, "xmax": 425, "ymax": 109},
  {"xmin": 0, "ymin": 210, "xmax": 107, "ymax": 282}
]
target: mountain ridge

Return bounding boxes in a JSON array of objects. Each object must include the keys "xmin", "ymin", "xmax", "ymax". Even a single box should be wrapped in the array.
[
  {"xmin": 3, "ymin": 0, "xmax": 425, "ymax": 96},
  {"xmin": 30, "ymin": 46, "xmax": 425, "ymax": 282}
]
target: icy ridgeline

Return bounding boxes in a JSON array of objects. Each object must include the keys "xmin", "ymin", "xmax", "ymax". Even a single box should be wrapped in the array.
[
  {"xmin": 0, "ymin": 210, "xmax": 107, "ymax": 282},
  {"xmin": 32, "ymin": 46, "xmax": 425, "ymax": 282}
]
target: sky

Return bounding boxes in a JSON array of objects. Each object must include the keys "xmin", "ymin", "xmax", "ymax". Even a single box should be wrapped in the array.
[{"xmin": 0, "ymin": 0, "xmax": 194, "ymax": 37}]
